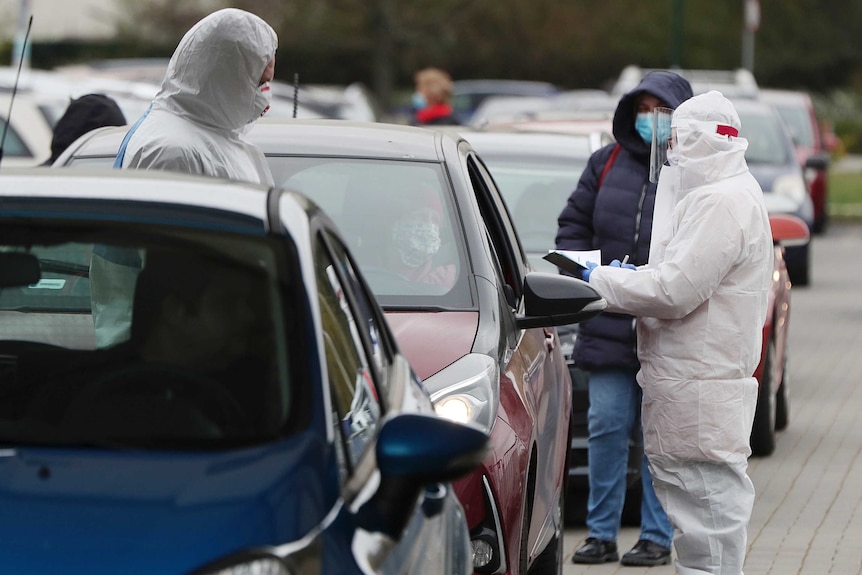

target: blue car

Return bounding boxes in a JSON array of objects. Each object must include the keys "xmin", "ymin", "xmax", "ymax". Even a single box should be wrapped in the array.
[{"xmin": 0, "ymin": 168, "xmax": 489, "ymax": 574}]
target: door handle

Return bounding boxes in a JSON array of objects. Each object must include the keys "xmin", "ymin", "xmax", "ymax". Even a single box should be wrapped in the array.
[{"xmin": 544, "ymin": 328, "xmax": 556, "ymax": 352}]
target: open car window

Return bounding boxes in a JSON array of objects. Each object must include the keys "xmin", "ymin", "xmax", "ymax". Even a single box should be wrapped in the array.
[{"xmin": 0, "ymin": 224, "xmax": 303, "ymax": 449}]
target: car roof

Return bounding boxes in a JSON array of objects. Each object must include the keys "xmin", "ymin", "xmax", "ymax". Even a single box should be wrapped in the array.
[
  {"xmin": 59, "ymin": 119, "xmax": 456, "ymax": 164},
  {"xmin": 0, "ymin": 167, "xmax": 280, "ymax": 223},
  {"xmin": 758, "ymin": 88, "xmax": 813, "ymax": 106},
  {"xmin": 456, "ymin": 128, "xmax": 596, "ymax": 159},
  {"xmin": 612, "ymin": 65, "xmax": 760, "ymax": 99}
]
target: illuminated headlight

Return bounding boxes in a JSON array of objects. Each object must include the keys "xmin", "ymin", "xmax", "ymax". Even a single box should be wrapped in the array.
[
  {"xmin": 422, "ymin": 354, "xmax": 499, "ymax": 435},
  {"xmin": 771, "ymin": 173, "xmax": 807, "ymax": 207}
]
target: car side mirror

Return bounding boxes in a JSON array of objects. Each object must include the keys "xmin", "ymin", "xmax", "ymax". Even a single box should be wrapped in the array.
[
  {"xmin": 769, "ymin": 213, "xmax": 810, "ymax": 247},
  {"xmin": 0, "ymin": 253, "xmax": 41, "ymax": 288},
  {"xmin": 804, "ymin": 154, "xmax": 829, "ymax": 171},
  {"xmin": 356, "ymin": 413, "xmax": 488, "ymax": 539},
  {"xmin": 515, "ymin": 272, "xmax": 606, "ymax": 329}
]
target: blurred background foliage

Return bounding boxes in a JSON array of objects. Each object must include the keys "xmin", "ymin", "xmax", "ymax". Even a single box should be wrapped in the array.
[{"xmin": 5, "ymin": 0, "xmax": 862, "ymax": 151}]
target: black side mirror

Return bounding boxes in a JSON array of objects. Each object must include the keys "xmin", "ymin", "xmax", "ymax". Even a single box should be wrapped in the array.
[
  {"xmin": 1, "ymin": 253, "xmax": 41, "ymax": 288},
  {"xmin": 805, "ymin": 154, "xmax": 829, "ymax": 171},
  {"xmin": 516, "ymin": 272, "xmax": 606, "ymax": 329}
]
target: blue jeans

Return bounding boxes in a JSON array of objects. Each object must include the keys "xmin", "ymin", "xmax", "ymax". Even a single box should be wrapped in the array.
[{"xmin": 585, "ymin": 369, "xmax": 674, "ymax": 548}]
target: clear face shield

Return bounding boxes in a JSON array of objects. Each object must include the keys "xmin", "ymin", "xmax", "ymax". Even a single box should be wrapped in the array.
[{"xmin": 649, "ymin": 107, "xmax": 674, "ymax": 183}]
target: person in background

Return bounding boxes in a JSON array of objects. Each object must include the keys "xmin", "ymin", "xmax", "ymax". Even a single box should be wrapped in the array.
[
  {"xmin": 412, "ymin": 67, "xmax": 459, "ymax": 126},
  {"xmin": 91, "ymin": 7, "xmax": 278, "ymax": 348},
  {"xmin": 558, "ymin": 70, "xmax": 693, "ymax": 567},
  {"xmin": 41, "ymin": 93, "xmax": 126, "ymax": 166},
  {"xmin": 581, "ymin": 90, "xmax": 773, "ymax": 575}
]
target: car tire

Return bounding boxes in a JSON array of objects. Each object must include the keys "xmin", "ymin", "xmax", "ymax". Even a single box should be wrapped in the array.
[
  {"xmin": 787, "ymin": 247, "xmax": 810, "ymax": 287},
  {"xmin": 750, "ymin": 338, "xmax": 778, "ymax": 457},
  {"xmin": 528, "ymin": 482, "xmax": 564, "ymax": 575},
  {"xmin": 775, "ymin": 343, "xmax": 790, "ymax": 431}
]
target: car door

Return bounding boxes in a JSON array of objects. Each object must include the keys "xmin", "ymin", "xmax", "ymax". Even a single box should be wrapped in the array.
[
  {"xmin": 465, "ymin": 150, "xmax": 569, "ymax": 556},
  {"xmin": 314, "ymin": 228, "xmax": 470, "ymax": 575}
]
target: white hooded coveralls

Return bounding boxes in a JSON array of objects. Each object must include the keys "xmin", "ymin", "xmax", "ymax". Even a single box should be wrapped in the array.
[
  {"xmin": 120, "ymin": 8, "xmax": 277, "ymax": 185},
  {"xmin": 92, "ymin": 9, "xmax": 277, "ymax": 347},
  {"xmin": 589, "ymin": 91, "xmax": 774, "ymax": 575}
]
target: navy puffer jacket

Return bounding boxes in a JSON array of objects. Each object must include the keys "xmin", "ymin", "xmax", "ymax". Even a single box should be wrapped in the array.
[{"xmin": 556, "ymin": 71, "xmax": 693, "ymax": 372}]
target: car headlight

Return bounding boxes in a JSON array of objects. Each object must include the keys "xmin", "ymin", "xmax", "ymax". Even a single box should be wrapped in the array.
[
  {"xmin": 771, "ymin": 173, "xmax": 807, "ymax": 207},
  {"xmin": 422, "ymin": 354, "xmax": 499, "ymax": 435}
]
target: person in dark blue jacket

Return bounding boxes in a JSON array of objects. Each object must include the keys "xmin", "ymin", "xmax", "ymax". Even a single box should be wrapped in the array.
[{"xmin": 558, "ymin": 70, "xmax": 693, "ymax": 567}]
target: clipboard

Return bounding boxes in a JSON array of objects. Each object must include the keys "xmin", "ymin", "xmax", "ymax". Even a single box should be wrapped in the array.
[{"xmin": 543, "ymin": 249, "xmax": 602, "ymax": 276}]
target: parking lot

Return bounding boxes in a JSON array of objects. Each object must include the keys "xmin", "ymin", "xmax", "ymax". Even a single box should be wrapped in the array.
[{"xmin": 564, "ymin": 221, "xmax": 862, "ymax": 575}]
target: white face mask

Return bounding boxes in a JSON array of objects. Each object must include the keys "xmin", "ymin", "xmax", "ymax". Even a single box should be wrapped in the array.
[
  {"xmin": 666, "ymin": 145, "xmax": 681, "ymax": 166},
  {"xmin": 392, "ymin": 211, "xmax": 442, "ymax": 268},
  {"xmin": 253, "ymin": 82, "xmax": 272, "ymax": 121}
]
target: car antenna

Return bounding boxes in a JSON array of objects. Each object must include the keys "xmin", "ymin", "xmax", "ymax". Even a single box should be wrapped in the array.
[
  {"xmin": 0, "ymin": 14, "xmax": 34, "ymax": 168},
  {"xmin": 293, "ymin": 72, "xmax": 299, "ymax": 119}
]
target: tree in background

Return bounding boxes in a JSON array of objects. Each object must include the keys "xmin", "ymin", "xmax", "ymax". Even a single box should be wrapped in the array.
[{"xmin": 101, "ymin": 0, "xmax": 862, "ymax": 116}]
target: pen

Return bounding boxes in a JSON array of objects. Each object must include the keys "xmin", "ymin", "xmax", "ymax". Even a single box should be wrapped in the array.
[{"xmin": 621, "ymin": 254, "xmax": 630, "ymax": 265}]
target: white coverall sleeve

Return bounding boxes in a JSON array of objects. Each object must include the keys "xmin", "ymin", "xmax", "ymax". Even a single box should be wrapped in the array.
[{"xmin": 589, "ymin": 189, "xmax": 746, "ymax": 319}]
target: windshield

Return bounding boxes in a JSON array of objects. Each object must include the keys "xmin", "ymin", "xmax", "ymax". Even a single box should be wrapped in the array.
[
  {"xmin": 737, "ymin": 108, "xmax": 793, "ymax": 165},
  {"xmin": 479, "ymin": 156, "xmax": 585, "ymax": 254},
  {"xmin": 772, "ymin": 104, "xmax": 815, "ymax": 148},
  {"xmin": 268, "ymin": 156, "xmax": 472, "ymax": 309},
  {"xmin": 0, "ymin": 225, "xmax": 300, "ymax": 449}
]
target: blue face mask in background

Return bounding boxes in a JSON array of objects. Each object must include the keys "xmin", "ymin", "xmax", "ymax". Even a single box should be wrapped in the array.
[
  {"xmin": 412, "ymin": 92, "xmax": 427, "ymax": 110},
  {"xmin": 635, "ymin": 112, "xmax": 654, "ymax": 144}
]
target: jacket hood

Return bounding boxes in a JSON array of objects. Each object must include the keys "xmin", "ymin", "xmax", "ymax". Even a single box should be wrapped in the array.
[
  {"xmin": 47, "ymin": 94, "xmax": 126, "ymax": 164},
  {"xmin": 613, "ymin": 70, "xmax": 693, "ymax": 157},
  {"xmin": 154, "ymin": 8, "xmax": 278, "ymax": 133},
  {"xmin": 672, "ymin": 90, "xmax": 750, "ymax": 191}
]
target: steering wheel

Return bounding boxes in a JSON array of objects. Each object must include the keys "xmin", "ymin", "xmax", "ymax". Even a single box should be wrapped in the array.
[{"xmin": 62, "ymin": 363, "xmax": 250, "ymax": 439}]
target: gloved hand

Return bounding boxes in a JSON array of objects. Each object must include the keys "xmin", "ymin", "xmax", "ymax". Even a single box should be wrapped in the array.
[
  {"xmin": 580, "ymin": 261, "xmax": 598, "ymax": 282},
  {"xmin": 610, "ymin": 259, "xmax": 637, "ymax": 270}
]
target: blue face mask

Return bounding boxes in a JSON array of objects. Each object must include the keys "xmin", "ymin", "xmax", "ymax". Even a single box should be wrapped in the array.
[
  {"xmin": 412, "ymin": 92, "xmax": 427, "ymax": 110},
  {"xmin": 635, "ymin": 112, "xmax": 654, "ymax": 144}
]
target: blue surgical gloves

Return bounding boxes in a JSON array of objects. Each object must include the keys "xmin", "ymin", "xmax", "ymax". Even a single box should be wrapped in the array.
[
  {"xmin": 610, "ymin": 259, "xmax": 637, "ymax": 270},
  {"xmin": 581, "ymin": 259, "xmax": 636, "ymax": 282}
]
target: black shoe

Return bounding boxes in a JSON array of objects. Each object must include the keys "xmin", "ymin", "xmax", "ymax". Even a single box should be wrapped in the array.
[
  {"xmin": 572, "ymin": 537, "xmax": 619, "ymax": 564},
  {"xmin": 620, "ymin": 539, "xmax": 671, "ymax": 567}
]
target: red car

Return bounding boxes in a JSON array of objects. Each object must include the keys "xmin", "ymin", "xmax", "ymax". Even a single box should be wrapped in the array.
[
  {"xmin": 760, "ymin": 88, "xmax": 834, "ymax": 234},
  {"xmin": 54, "ymin": 119, "xmax": 608, "ymax": 574},
  {"xmin": 751, "ymin": 213, "xmax": 810, "ymax": 456}
]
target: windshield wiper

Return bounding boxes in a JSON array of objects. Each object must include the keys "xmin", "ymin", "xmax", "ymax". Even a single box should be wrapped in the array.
[{"xmin": 37, "ymin": 259, "xmax": 89, "ymax": 277}]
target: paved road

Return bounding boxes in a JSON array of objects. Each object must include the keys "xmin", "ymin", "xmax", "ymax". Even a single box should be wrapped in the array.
[{"xmin": 563, "ymin": 221, "xmax": 862, "ymax": 575}]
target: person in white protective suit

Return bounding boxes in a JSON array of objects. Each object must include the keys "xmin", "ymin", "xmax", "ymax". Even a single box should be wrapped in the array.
[
  {"xmin": 118, "ymin": 7, "xmax": 277, "ymax": 182},
  {"xmin": 580, "ymin": 90, "xmax": 774, "ymax": 575},
  {"xmin": 90, "ymin": 8, "xmax": 278, "ymax": 348}
]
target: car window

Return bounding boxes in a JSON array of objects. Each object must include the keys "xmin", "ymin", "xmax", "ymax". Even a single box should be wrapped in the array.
[
  {"xmin": 465, "ymin": 153, "xmax": 527, "ymax": 302},
  {"xmin": 314, "ymin": 233, "xmax": 382, "ymax": 476},
  {"xmin": 0, "ymin": 117, "xmax": 33, "ymax": 158},
  {"xmin": 268, "ymin": 156, "xmax": 473, "ymax": 309},
  {"xmin": 480, "ymin": 155, "xmax": 585, "ymax": 254},
  {"xmin": 737, "ymin": 109, "xmax": 793, "ymax": 165},
  {"xmin": 0, "ymin": 225, "xmax": 297, "ymax": 448},
  {"xmin": 771, "ymin": 104, "xmax": 815, "ymax": 148}
]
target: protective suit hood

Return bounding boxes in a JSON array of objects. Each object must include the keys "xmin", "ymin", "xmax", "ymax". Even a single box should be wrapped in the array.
[
  {"xmin": 671, "ymin": 90, "xmax": 749, "ymax": 192},
  {"xmin": 154, "ymin": 8, "xmax": 278, "ymax": 133}
]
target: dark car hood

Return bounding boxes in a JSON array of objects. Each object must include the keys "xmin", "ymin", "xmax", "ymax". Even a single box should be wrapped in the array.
[
  {"xmin": 385, "ymin": 311, "xmax": 479, "ymax": 380},
  {"xmin": 0, "ymin": 432, "xmax": 332, "ymax": 573}
]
